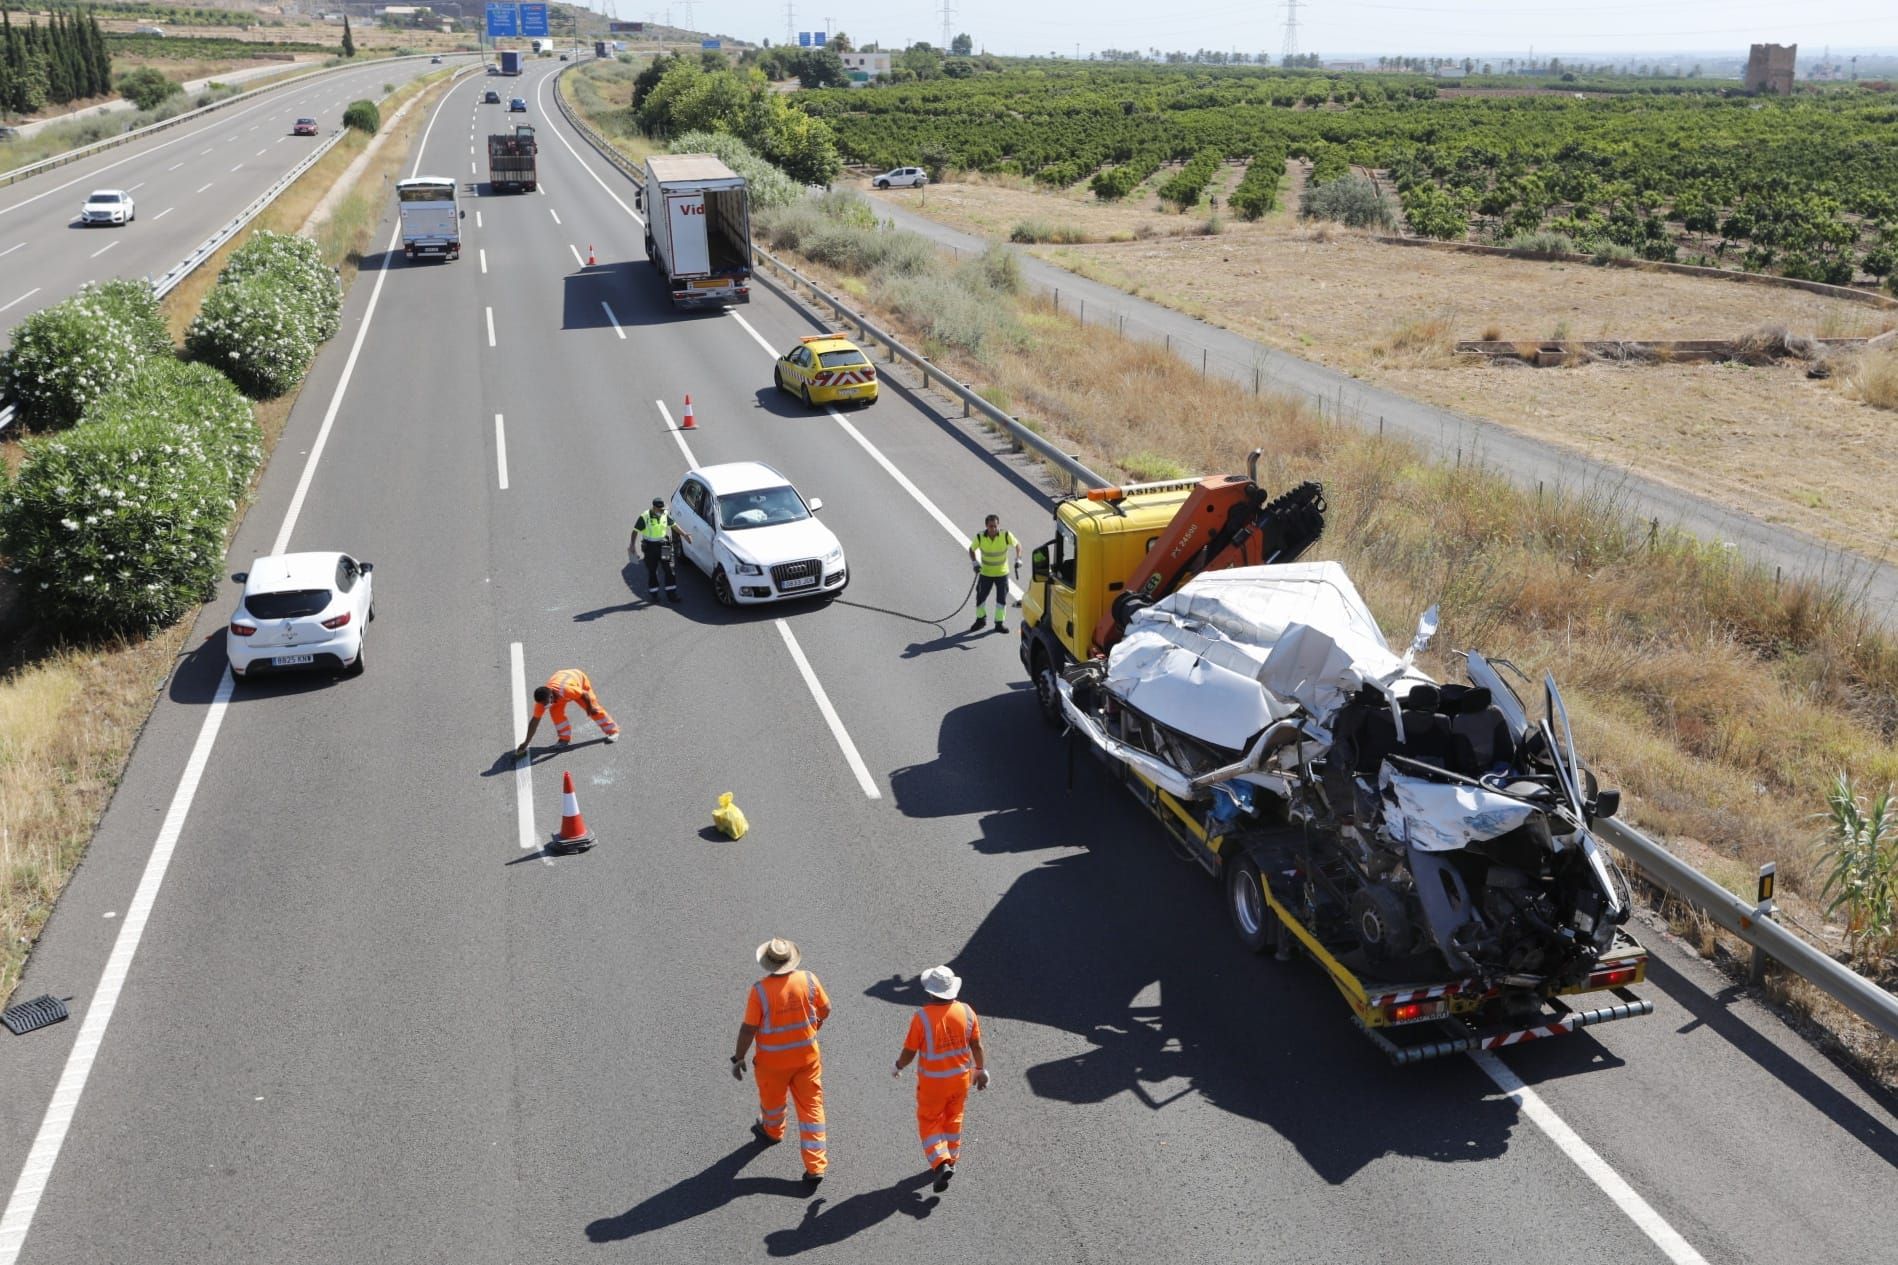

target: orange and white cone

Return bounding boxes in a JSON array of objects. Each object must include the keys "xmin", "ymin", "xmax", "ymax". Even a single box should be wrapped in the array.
[
  {"xmin": 551, "ymin": 770, "xmax": 596, "ymax": 852},
  {"xmin": 587, "ymin": 243, "xmax": 596, "ymax": 266},
  {"xmin": 681, "ymin": 394, "xmax": 696, "ymax": 430}
]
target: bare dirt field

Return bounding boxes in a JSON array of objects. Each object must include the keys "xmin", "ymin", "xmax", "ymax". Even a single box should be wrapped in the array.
[{"xmin": 865, "ymin": 175, "xmax": 1898, "ymax": 555}]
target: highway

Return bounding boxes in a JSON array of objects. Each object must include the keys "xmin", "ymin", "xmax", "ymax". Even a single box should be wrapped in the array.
[
  {"xmin": 0, "ymin": 54, "xmax": 476, "ymax": 348},
  {"xmin": 2, "ymin": 58, "xmax": 1895, "ymax": 1264}
]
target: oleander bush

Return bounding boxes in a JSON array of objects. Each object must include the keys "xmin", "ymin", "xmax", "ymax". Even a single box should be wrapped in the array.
[
  {"xmin": 218, "ymin": 230, "xmax": 342, "ymax": 342},
  {"xmin": 0, "ymin": 361, "xmax": 259, "ymax": 637},
  {"xmin": 185, "ymin": 276, "xmax": 323, "ymax": 400},
  {"xmin": 0, "ymin": 281, "xmax": 173, "ymax": 431}
]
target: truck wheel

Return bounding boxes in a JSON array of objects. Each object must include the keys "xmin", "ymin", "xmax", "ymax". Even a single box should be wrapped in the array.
[
  {"xmin": 1226, "ymin": 854, "xmax": 1275, "ymax": 955},
  {"xmin": 645, "ymin": 236, "xmax": 655, "ymax": 261},
  {"xmin": 1031, "ymin": 647, "xmax": 1063, "ymax": 728}
]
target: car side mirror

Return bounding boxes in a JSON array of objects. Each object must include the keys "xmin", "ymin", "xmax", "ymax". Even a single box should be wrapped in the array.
[
  {"xmin": 807, "ymin": 497, "xmax": 824, "ymax": 512},
  {"xmin": 460, "ymin": 209, "xmax": 466, "ymax": 219},
  {"xmin": 359, "ymin": 562, "xmax": 374, "ymax": 574},
  {"xmin": 1031, "ymin": 546, "xmax": 1049, "ymax": 583},
  {"xmin": 231, "ymin": 571, "xmax": 248, "ymax": 583},
  {"xmin": 1592, "ymin": 790, "xmax": 1620, "ymax": 820}
]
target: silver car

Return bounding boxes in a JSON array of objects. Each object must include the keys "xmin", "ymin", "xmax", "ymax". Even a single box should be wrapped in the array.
[{"xmin": 872, "ymin": 166, "xmax": 927, "ymax": 189}]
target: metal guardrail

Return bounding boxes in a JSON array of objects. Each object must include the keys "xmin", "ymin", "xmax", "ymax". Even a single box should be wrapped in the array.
[
  {"xmin": 547, "ymin": 66, "xmax": 1109, "ymax": 494},
  {"xmin": 0, "ymin": 52, "xmax": 458, "ymax": 191},
  {"xmin": 548, "ymin": 66, "xmax": 1898, "ymax": 1048}
]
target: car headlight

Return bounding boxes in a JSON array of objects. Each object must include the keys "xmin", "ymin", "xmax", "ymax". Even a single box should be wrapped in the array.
[
  {"xmin": 823, "ymin": 547, "xmax": 844, "ymax": 564},
  {"xmin": 734, "ymin": 560, "xmax": 764, "ymax": 576}
]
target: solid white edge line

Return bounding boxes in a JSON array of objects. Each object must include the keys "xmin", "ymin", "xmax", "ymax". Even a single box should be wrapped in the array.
[
  {"xmin": 0, "ymin": 673, "xmax": 236, "ymax": 1263},
  {"xmin": 655, "ymin": 400, "xmax": 696, "ymax": 467},
  {"xmin": 569, "ymin": 243, "xmax": 583, "ymax": 267},
  {"xmin": 532, "ymin": 72, "xmax": 642, "ymax": 226},
  {"xmin": 494, "ymin": 412, "xmax": 509, "ymax": 489},
  {"xmin": 723, "ymin": 309, "xmax": 1021, "ymax": 603},
  {"xmin": 485, "ymin": 306, "xmax": 496, "ymax": 348},
  {"xmin": 601, "ymin": 301, "xmax": 624, "ymax": 339},
  {"xmin": 479, "ymin": 248, "xmax": 488, "ymax": 274},
  {"xmin": 775, "ymin": 621, "xmax": 880, "ymax": 800},
  {"xmin": 1470, "ymin": 1052, "xmax": 1708, "ymax": 1265},
  {"xmin": 509, "ymin": 642, "xmax": 546, "ymax": 863}
]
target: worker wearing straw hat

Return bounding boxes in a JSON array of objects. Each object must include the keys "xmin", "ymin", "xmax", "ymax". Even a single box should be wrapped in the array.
[
  {"xmin": 732, "ymin": 938, "xmax": 831, "ymax": 1184},
  {"xmin": 892, "ymin": 964, "xmax": 990, "ymax": 1193}
]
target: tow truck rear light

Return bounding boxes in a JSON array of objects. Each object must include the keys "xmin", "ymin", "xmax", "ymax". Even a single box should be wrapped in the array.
[
  {"xmin": 320, "ymin": 611, "xmax": 352, "ymax": 630},
  {"xmin": 1385, "ymin": 999, "xmax": 1446, "ymax": 1024},
  {"xmin": 1589, "ymin": 965, "xmax": 1638, "ymax": 988},
  {"xmin": 230, "ymin": 622, "xmax": 256, "ymax": 637}
]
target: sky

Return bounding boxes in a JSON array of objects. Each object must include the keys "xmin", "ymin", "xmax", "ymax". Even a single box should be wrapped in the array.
[{"xmin": 599, "ymin": 0, "xmax": 1897, "ymax": 60}]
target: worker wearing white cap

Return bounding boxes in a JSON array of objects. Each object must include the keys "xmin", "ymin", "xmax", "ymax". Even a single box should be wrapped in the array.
[
  {"xmin": 891, "ymin": 964, "xmax": 990, "ymax": 1193},
  {"xmin": 733, "ymin": 938, "xmax": 831, "ymax": 1184}
]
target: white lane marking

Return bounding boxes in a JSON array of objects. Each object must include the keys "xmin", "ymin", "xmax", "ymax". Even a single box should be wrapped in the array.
[
  {"xmin": 469, "ymin": 144, "xmax": 475, "ymax": 155},
  {"xmin": 195, "ymin": 182, "xmax": 213, "ymax": 194},
  {"xmin": 88, "ymin": 240, "xmax": 118, "ymax": 259},
  {"xmin": 569, "ymin": 243, "xmax": 584, "ymax": 267},
  {"xmin": 548, "ymin": 207, "xmax": 561, "ymax": 225},
  {"xmin": 229, "ymin": 163, "xmax": 244, "ymax": 172},
  {"xmin": 471, "ymin": 160, "xmax": 477, "ymax": 175},
  {"xmin": 1470, "ymin": 1053, "xmax": 1707, "ymax": 1264},
  {"xmin": 126, "ymin": 182, "xmax": 144, "ymax": 193},
  {"xmin": 726, "ymin": 308, "xmax": 1020, "ymax": 600},
  {"xmin": 475, "ymin": 210, "xmax": 483, "ymax": 229},
  {"xmin": 776, "ymin": 622, "xmax": 880, "ymax": 800},
  {"xmin": 0, "ymin": 243, "xmax": 21, "ymax": 259},
  {"xmin": 0, "ymin": 287, "xmax": 41, "ymax": 313},
  {"xmin": 256, "ymin": 148, "xmax": 267, "ymax": 157},
  {"xmin": 508, "ymin": 643, "xmax": 549, "ymax": 864},
  {"xmin": 166, "ymin": 162, "xmax": 184, "ymax": 172},
  {"xmin": 479, "ymin": 248, "xmax": 488, "ymax": 274},
  {"xmin": 601, "ymin": 302, "xmax": 624, "ymax": 339},
  {"xmin": 0, "ymin": 672, "xmax": 236, "ymax": 1265},
  {"xmin": 485, "ymin": 306, "xmax": 496, "ymax": 348},
  {"xmin": 201, "ymin": 146, "xmax": 214, "ymax": 155},
  {"xmin": 656, "ymin": 400, "xmax": 697, "ymax": 466},
  {"xmin": 536, "ymin": 184, "xmax": 545, "ymax": 197},
  {"xmin": 532, "ymin": 74, "xmax": 641, "ymax": 225},
  {"xmin": 494, "ymin": 413, "xmax": 510, "ymax": 488},
  {"xmin": 154, "ymin": 207, "xmax": 174, "ymax": 221}
]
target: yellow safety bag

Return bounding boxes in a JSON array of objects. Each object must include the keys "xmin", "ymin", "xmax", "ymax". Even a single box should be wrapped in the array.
[{"xmin": 713, "ymin": 792, "xmax": 749, "ymax": 840}]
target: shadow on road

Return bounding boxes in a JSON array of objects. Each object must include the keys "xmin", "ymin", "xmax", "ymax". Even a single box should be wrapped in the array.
[
  {"xmin": 584, "ymin": 1137, "xmax": 810, "ymax": 1243},
  {"xmin": 761, "ymin": 1171, "xmax": 939, "ymax": 1256}
]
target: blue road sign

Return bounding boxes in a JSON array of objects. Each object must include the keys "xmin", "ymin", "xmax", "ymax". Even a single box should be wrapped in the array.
[
  {"xmin": 814, "ymin": 31, "xmax": 826, "ymax": 45},
  {"xmin": 485, "ymin": 2, "xmax": 517, "ymax": 37},
  {"xmin": 798, "ymin": 31, "xmax": 811, "ymax": 47},
  {"xmin": 701, "ymin": 39, "xmax": 721, "ymax": 50},
  {"xmin": 520, "ymin": 3, "xmax": 549, "ymax": 37}
]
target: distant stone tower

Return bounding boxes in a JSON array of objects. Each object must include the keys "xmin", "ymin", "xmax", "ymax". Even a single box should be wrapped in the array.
[{"xmin": 1744, "ymin": 43, "xmax": 1797, "ymax": 95}]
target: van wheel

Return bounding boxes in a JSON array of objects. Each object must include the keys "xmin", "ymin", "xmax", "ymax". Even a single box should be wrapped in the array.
[
  {"xmin": 1032, "ymin": 647, "xmax": 1063, "ymax": 728},
  {"xmin": 713, "ymin": 566, "xmax": 736, "ymax": 607},
  {"xmin": 1226, "ymin": 854, "xmax": 1274, "ymax": 955}
]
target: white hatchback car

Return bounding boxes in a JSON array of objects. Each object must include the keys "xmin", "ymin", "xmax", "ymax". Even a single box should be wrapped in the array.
[
  {"xmin": 227, "ymin": 552, "xmax": 374, "ymax": 678},
  {"xmin": 80, "ymin": 189, "xmax": 135, "ymax": 226},
  {"xmin": 872, "ymin": 166, "xmax": 927, "ymax": 189},
  {"xmin": 669, "ymin": 463, "xmax": 847, "ymax": 605}
]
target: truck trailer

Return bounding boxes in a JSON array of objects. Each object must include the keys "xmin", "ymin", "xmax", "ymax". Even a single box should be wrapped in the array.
[
  {"xmin": 636, "ymin": 154, "xmax": 751, "ymax": 308},
  {"xmin": 395, "ymin": 176, "xmax": 461, "ymax": 261},
  {"xmin": 487, "ymin": 124, "xmax": 537, "ymax": 193},
  {"xmin": 499, "ymin": 49, "xmax": 523, "ymax": 75}
]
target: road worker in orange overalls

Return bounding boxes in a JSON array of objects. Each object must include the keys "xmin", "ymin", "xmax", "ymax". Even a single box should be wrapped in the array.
[
  {"xmin": 732, "ymin": 938, "xmax": 831, "ymax": 1185},
  {"xmin": 892, "ymin": 965, "xmax": 990, "ymax": 1193},
  {"xmin": 513, "ymin": 668, "xmax": 620, "ymax": 757}
]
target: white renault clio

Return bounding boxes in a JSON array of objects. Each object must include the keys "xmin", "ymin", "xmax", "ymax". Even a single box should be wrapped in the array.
[
  {"xmin": 227, "ymin": 551, "xmax": 373, "ymax": 678},
  {"xmin": 668, "ymin": 462, "xmax": 847, "ymax": 605}
]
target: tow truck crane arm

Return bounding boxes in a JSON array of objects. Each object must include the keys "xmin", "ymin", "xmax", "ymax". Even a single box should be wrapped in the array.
[{"xmin": 1089, "ymin": 449, "xmax": 1326, "ymax": 655}]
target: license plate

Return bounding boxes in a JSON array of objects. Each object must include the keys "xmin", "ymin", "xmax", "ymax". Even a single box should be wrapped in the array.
[
  {"xmin": 781, "ymin": 576, "xmax": 817, "ymax": 590},
  {"xmin": 691, "ymin": 278, "xmax": 727, "ymax": 289},
  {"xmin": 837, "ymin": 386, "xmax": 863, "ymax": 395},
  {"xmin": 273, "ymin": 654, "xmax": 314, "ymax": 666}
]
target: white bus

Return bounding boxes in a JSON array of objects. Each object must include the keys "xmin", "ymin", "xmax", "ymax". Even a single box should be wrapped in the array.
[{"xmin": 396, "ymin": 177, "xmax": 461, "ymax": 261}]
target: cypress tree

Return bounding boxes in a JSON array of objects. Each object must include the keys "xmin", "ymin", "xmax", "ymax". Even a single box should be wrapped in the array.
[
  {"xmin": 341, "ymin": 14, "xmax": 355, "ymax": 58},
  {"xmin": 83, "ymin": 9, "xmax": 110, "ymax": 96}
]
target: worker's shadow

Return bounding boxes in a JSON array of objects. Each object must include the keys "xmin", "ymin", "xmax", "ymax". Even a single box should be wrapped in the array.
[
  {"xmin": 572, "ymin": 562, "xmax": 661, "ymax": 622},
  {"xmin": 761, "ymin": 1171, "xmax": 939, "ymax": 1255},
  {"xmin": 477, "ymin": 738, "xmax": 611, "ymax": 778},
  {"xmin": 584, "ymin": 1137, "xmax": 809, "ymax": 1242}
]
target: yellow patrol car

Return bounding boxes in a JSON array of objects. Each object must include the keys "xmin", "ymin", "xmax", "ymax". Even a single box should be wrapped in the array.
[{"xmin": 774, "ymin": 335, "xmax": 879, "ymax": 408}]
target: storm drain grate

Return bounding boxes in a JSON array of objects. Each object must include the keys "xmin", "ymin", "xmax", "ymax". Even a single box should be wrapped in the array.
[{"xmin": 2, "ymin": 994, "xmax": 70, "ymax": 1036}]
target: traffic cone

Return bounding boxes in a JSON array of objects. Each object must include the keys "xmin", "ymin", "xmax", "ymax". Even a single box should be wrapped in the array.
[
  {"xmin": 587, "ymin": 243, "xmax": 596, "ymax": 266},
  {"xmin": 550, "ymin": 770, "xmax": 595, "ymax": 852},
  {"xmin": 681, "ymin": 394, "xmax": 696, "ymax": 430}
]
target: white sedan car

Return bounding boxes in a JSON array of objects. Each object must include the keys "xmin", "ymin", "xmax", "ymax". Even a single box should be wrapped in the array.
[
  {"xmin": 80, "ymin": 189, "xmax": 135, "ymax": 226},
  {"xmin": 871, "ymin": 166, "xmax": 927, "ymax": 189},
  {"xmin": 227, "ymin": 551, "xmax": 374, "ymax": 678},
  {"xmin": 669, "ymin": 462, "xmax": 847, "ymax": 606}
]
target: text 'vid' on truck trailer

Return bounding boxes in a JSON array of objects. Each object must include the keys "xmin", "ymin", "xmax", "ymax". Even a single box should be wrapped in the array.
[
  {"xmin": 636, "ymin": 154, "xmax": 751, "ymax": 308},
  {"xmin": 487, "ymin": 123, "xmax": 536, "ymax": 193},
  {"xmin": 396, "ymin": 176, "xmax": 461, "ymax": 260}
]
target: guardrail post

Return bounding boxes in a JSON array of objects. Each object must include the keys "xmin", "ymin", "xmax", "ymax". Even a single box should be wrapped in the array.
[{"xmin": 1750, "ymin": 863, "xmax": 1777, "ymax": 986}]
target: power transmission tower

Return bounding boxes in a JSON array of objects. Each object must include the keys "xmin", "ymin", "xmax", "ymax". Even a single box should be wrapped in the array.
[
  {"xmin": 784, "ymin": 0, "xmax": 795, "ymax": 45},
  {"xmin": 1281, "ymin": 0, "xmax": 1301, "ymax": 64},
  {"xmin": 939, "ymin": 0, "xmax": 955, "ymax": 52}
]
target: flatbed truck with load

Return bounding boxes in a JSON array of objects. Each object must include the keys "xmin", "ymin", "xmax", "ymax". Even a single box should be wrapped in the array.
[
  {"xmin": 487, "ymin": 124, "xmax": 537, "ymax": 193},
  {"xmin": 635, "ymin": 154, "xmax": 751, "ymax": 308},
  {"xmin": 1018, "ymin": 453, "xmax": 1652, "ymax": 1064}
]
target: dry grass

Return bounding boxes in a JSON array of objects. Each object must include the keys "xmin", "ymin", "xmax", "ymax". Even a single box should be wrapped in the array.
[
  {"xmin": 564, "ymin": 60, "xmax": 662, "ymax": 165},
  {"xmin": 1839, "ymin": 348, "xmax": 1898, "ymax": 412},
  {"xmin": 1372, "ymin": 316, "xmax": 1459, "ymax": 368}
]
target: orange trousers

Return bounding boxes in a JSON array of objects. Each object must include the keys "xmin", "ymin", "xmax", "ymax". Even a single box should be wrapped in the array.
[
  {"xmin": 756, "ymin": 1058, "xmax": 828, "ymax": 1175},
  {"xmin": 916, "ymin": 1076, "xmax": 970, "ymax": 1167},
  {"xmin": 547, "ymin": 691, "xmax": 617, "ymax": 742}
]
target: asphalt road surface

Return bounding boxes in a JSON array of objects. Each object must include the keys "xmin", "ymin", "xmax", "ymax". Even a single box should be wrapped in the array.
[
  {"xmin": 2, "ymin": 60, "xmax": 1895, "ymax": 1265},
  {"xmin": 0, "ymin": 55, "xmax": 477, "ymax": 348}
]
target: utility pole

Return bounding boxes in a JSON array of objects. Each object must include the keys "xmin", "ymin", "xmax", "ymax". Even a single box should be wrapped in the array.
[
  {"xmin": 939, "ymin": 0, "xmax": 955, "ymax": 53},
  {"xmin": 1280, "ymin": 0, "xmax": 1301, "ymax": 64},
  {"xmin": 784, "ymin": 0, "xmax": 795, "ymax": 45}
]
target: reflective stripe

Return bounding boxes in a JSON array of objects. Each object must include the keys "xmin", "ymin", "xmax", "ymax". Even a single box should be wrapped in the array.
[
  {"xmin": 919, "ymin": 1065, "xmax": 971, "ymax": 1078},
  {"xmin": 971, "ymin": 531, "xmax": 1016, "ymax": 576},
  {"xmin": 920, "ymin": 1132, "xmax": 962, "ymax": 1147},
  {"xmin": 757, "ymin": 1035, "xmax": 816, "ymax": 1053},
  {"xmin": 800, "ymin": 1139, "xmax": 826, "ymax": 1151},
  {"xmin": 912, "ymin": 1003, "xmax": 975, "ymax": 1075}
]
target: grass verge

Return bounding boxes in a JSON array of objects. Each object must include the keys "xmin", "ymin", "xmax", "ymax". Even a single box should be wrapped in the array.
[
  {"xmin": 562, "ymin": 58, "xmax": 661, "ymax": 165},
  {"xmin": 758, "ymin": 191, "xmax": 1898, "ymax": 1078},
  {"xmin": 0, "ymin": 67, "xmax": 461, "ymax": 1005}
]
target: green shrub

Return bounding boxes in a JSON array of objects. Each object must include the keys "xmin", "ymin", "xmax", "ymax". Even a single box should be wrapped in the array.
[
  {"xmin": 1157, "ymin": 150, "xmax": 1221, "ymax": 211},
  {"xmin": 186, "ymin": 277, "xmax": 324, "ymax": 400},
  {"xmin": 1300, "ymin": 175, "xmax": 1396, "ymax": 230},
  {"xmin": 669, "ymin": 130, "xmax": 801, "ymax": 208},
  {"xmin": 1008, "ymin": 220, "xmax": 1089, "ymax": 244},
  {"xmin": 1505, "ymin": 230, "xmax": 1578, "ymax": 254},
  {"xmin": 219, "ymin": 230, "xmax": 342, "ymax": 342},
  {"xmin": 0, "ymin": 363, "xmax": 259, "ymax": 637},
  {"xmin": 0, "ymin": 281, "xmax": 173, "ymax": 431},
  {"xmin": 117, "ymin": 66, "xmax": 183, "ymax": 111},
  {"xmin": 1229, "ymin": 151, "xmax": 1284, "ymax": 220},
  {"xmin": 1400, "ymin": 184, "xmax": 1469, "ymax": 240},
  {"xmin": 342, "ymin": 99, "xmax": 380, "ymax": 134}
]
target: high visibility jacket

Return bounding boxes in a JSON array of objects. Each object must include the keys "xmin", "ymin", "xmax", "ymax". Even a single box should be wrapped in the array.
[
  {"xmin": 969, "ymin": 530, "xmax": 1017, "ymax": 578},
  {"xmin": 532, "ymin": 669, "xmax": 590, "ymax": 717},
  {"xmin": 905, "ymin": 1001, "xmax": 980, "ymax": 1080},
  {"xmin": 636, "ymin": 511, "xmax": 673, "ymax": 543},
  {"xmin": 744, "ymin": 971, "xmax": 831, "ymax": 1068}
]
